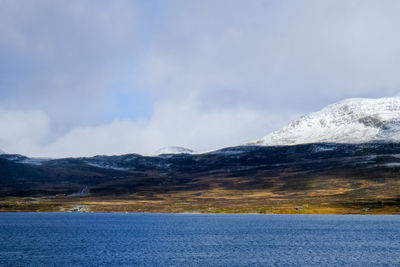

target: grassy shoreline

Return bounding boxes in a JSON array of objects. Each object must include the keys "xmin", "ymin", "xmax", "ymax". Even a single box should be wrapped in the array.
[{"xmin": 2, "ymin": 195, "xmax": 400, "ymax": 214}]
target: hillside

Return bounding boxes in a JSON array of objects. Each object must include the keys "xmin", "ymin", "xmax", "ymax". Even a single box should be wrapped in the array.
[
  {"xmin": 3, "ymin": 97, "xmax": 400, "ymax": 213},
  {"xmin": 1, "ymin": 142, "xmax": 400, "ymax": 213}
]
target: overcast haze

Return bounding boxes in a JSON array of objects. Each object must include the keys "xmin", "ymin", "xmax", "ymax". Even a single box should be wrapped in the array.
[{"xmin": 1, "ymin": 0, "xmax": 400, "ymax": 157}]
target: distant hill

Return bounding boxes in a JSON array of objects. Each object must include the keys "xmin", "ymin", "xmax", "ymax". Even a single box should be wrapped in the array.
[
  {"xmin": 1, "ymin": 143, "xmax": 400, "ymax": 213},
  {"xmin": 3, "ymin": 97, "xmax": 400, "ymax": 213}
]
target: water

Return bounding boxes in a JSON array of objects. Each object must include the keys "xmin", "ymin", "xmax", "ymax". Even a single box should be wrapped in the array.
[{"xmin": 1, "ymin": 213, "xmax": 400, "ymax": 266}]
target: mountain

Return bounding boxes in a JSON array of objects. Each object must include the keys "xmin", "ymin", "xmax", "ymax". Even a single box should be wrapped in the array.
[
  {"xmin": 2, "ymin": 97, "xmax": 400, "ymax": 214},
  {"xmin": 154, "ymin": 146, "xmax": 194, "ymax": 155},
  {"xmin": 2, "ymin": 142, "xmax": 400, "ymax": 213},
  {"xmin": 247, "ymin": 97, "xmax": 400, "ymax": 146},
  {"xmin": 0, "ymin": 149, "xmax": 5, "ymax": 155}
]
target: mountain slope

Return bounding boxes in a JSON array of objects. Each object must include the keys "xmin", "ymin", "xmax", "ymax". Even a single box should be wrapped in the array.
[
  {"xmin": 247, "ymin": 97, "xmax": 400, "ymax": 146},
  {"xmin": 2, "ymin": 143, "xmax": 400, "ymax": 213},
  {"xmin": 3, "ymin": 97, "xmax": 400, "ymax": 213}
]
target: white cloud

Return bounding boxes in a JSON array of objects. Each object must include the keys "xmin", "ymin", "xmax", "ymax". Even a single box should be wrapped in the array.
[
  {"xmin": 0, "ymin": 0, "xmax": 139, "ymax": 131},
  {"xmin": 135, "ymin": 0, "xmax": 400, "ymax": 112},
  {"xmin": 10, "ymin": 98, "xmax": 293, "ymax": 158},
  {"xmin": 0, "ymin": 110, "xmax": 50, "ymax": 155},
  {"xmin": 1, "ymin": 1, "xmax": 400, "ymax": 157}
]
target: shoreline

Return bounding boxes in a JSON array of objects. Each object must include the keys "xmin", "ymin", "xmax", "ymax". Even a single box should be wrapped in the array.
[
  {"xmin": 1, "ymin": 210, "xmax": 400, "ymax": 215},
  {"xmin": 3, "ymin": 194, "xmax": 400, "ymax": 215}
]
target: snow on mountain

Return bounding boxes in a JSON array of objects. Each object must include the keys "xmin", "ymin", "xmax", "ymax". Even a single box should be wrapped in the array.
[
  {"xmin": 154, "ymin": 146, "xmax": 194, "ymax": 155},
  {"xmin": 18, "ymin": 158, "xmax": 51, "ymax": 166},
  {"xmin": 0, "ymin": 149, "xmax": 5, "ymax": 155},
  {"xmin": 247, "ymin": 97, "xmax": 400, "ymax": 146}
]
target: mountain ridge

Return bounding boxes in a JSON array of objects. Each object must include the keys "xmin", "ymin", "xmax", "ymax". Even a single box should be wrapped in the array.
[
  {"xmin": 2, "ymin": 142, "xmax": 400, "ymax": 213},
  {"xmin": 2, "ymin": 97, "xmax": 400, "ymax": 213},
  {"xmin": 246, "ymin": 96, "xmax": 400, "ymax": 146}
]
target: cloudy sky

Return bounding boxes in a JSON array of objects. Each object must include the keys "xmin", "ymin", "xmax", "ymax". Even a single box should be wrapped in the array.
[{"xmin": 1, "ymin": 0, "xmax": 400, "ymax": 157}]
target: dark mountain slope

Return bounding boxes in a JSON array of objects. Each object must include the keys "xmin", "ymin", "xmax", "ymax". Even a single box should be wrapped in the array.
[{"xmin": 1, "ymin": 143, "xmax": 400, "ymax": 213}]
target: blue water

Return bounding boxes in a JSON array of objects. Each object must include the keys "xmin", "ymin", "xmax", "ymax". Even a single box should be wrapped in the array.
[{"xmin": 1, "ymin": 213, "xmax": 400, "ymax": 266}]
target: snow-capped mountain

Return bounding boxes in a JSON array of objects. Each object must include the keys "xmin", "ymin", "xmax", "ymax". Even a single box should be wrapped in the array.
[
  {"xmin": 0, "ymin": 149, "xmax": 5, "ymax": 155},
  {"xmin": 247, "ymin": 97, "xmax": 400, "ymax": 146},
  {"xmin": 154, "ymin": 146, "xmax": 194, "ymax": 155}
]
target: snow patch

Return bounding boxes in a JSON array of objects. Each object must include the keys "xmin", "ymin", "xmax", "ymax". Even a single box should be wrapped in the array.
[
  {"xmin": 154, "ymin": 146, "xmax": 194, "ymax": 155},
  {"xmin": 85, "ymin": 162, "xmax": 129, "ymax": 171},
  {"xmin": 370, "ymin": 162, "xmax": 400, "ymax": 168},
  {"xmin": 19, "ymin": 158, "xmax": 51, "ymax": 165},
  {"xmin": 383, "ymin": 162, "xmax": 400, "ymax": 167},
  {"xmin": 312, "ymin": 144, "xmax": 338, "ymax": 152}
]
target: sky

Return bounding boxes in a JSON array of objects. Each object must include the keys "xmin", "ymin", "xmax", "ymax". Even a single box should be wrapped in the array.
[{"xmin": 1, "ymin": 0, "xmax": 400, "ymax": 157}]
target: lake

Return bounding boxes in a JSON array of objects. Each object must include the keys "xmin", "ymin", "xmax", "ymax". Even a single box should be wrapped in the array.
[{"xmin": 0, "ymin": 213, "xmax": 399, "ymax": 266}]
